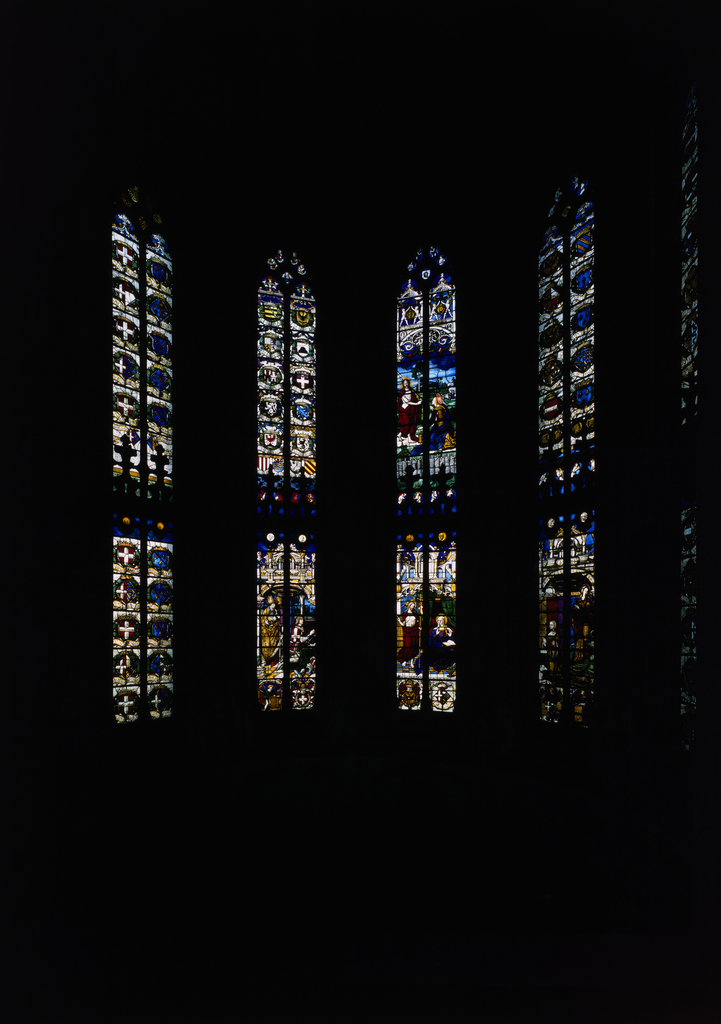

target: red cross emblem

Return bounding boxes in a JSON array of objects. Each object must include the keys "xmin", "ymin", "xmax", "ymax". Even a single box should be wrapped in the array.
[
  {"xmin": 116, "ymin": 544, "xmax": 135, "ymax": 566},
  {"xmin": 116, "ymin": 242, "xmax": 136, "ymax": 267},
  {"xmin": 114, "ymin": 280, "xmax": 136, "ymax": 308},
  {"xmin": 117, "ymin": 619, "xmax": 136, "ymax": 640},
  {"xmin": 114, "ymin": 317, "xmax": 136, "ymax": 343},
  {"xmin": 116, "ymin": 653, "xmax": 132, "ymax": 676},
  {"xmin": 116, "ymin": 394, "xmax": 134, "ymax": 418},
  {"xmin": 116, "ymin": 579, "xmax": 137, "ymax": 604}
]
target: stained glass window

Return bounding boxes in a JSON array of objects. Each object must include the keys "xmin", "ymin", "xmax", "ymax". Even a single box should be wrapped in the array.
[
  {"xmin": 396, "ymin": 249, "xmax": 457, "ymax": 711},
  {"xmin": 257, "ymin": 252, "xmax": 317, "ymax": 710},
  {"xmin": 538, "ymin": 179, "xmax": 595, "ymax": 725},
  {"xmin": 681, "ymin": 85, "xmax": 698, "ymax": 424},
  {"xmin": 680, "ymin": 85, "xmax": 698, "ymax": 749},
  {"xmin": 112, "ymin": 189, "xmax": 173, "ymax": 723}
]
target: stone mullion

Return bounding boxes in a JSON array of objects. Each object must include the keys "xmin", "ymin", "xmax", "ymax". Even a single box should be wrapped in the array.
[
  {"xmin": 421, "ymin": 282, "xmax": 431, "ymax": 712},
  {"xmin": 560, "ymin": 219, "xmax": 573, "ymax": 725},
  {"xmin": 282, "ymin": 286, "xmax": 292, "ymax": 711},
  {"xmin": 139, "ymin": 234, "xmax": 149, "ymax": 717}
]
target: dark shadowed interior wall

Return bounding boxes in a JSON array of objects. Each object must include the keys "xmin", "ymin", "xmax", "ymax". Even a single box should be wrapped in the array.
[{"xmin": 5, "ymin": 6, "xmax": 720, "ymax": 1018}]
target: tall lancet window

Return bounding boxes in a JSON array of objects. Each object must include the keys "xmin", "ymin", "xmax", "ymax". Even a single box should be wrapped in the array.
[
  {"xmin": 112, "ymin": 188, "xmax": 174, "ymax": 724},
  {"xmin": 396, "ymin": 248, "xmax": 457, "ymax": 712},
  {"xmin": 681, "ymin": 85, "xmax": 699, "ymax": 424},
  {"xmin": 680, "ymin": 84, "xmax": 698, "ymax": 749},
  {"xmin": 538, "ymin": 179, "xmax": 595, "ymax": 726},
  {"xmin": 256, "ymin": 251, "xmax": 317, "ymax": 710}
]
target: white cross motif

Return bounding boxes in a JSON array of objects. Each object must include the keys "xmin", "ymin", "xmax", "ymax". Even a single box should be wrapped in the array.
[
  {"xmin": 117, "ymin": 580, "xmax": 134, "ymax": 603},
  {"xmin": 117, "ymin": 243, "xmax": 135, "ymax": 266},
  {"xmin": 116, "ymin": 544, "xmax": 134, "ymax": 565},
  {"xmin": 150, "ymin": 689, "xmax": 167, "ymax": 712},
  {"xmin": 295, "ymin": 373, "xmax": 311, "ymax": 389},
  {"xmin": 117, "ymin": 691, "xmax": 135, "ymax": 715},
  {"xmin": 114, "ymin": 353, "xmax": 132, "ymax": 377},
  {"xmin": 118, "ymin": 619, "xmax": 135, "ymax": 640},
  {"xmin": 115, "ymin": 318, "xmax": 135, "ymax": 342},
  {"xmin": 117, "ymin": 654, "xmax": 131, "ymax": 676},
  {"xmin": 114, "ymin": 280, "xmax": 135, "ymax": 307},
  {"xmin": 117, "ymin": 394, "xmax": 133, "ymax": 418}
]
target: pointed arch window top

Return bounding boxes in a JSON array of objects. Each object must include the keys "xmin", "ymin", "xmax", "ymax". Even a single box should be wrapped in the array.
[
  {"xmin": 267, "ymin": 249, "xmax": 307, "ymax": 276},
  {"xmin": 406, "ymin": 247, "xmax": 448, "ymax": 274}
]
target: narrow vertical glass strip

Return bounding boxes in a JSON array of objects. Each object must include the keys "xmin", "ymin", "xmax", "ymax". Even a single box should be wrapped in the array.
[
  {"xmin": 113, "ymin": 515, "xmax": 142, "ymax": 722},
  {"xmin": 397, "ymin": 279, "xmax": 424, "ymax": 506},
  {"xmin": 428, "ymin": 272, "xmax": 457, "ymax": 712},
  {"xmin": 569, "ymin": 201, "xmax": 595, "ymax": 496},
  {"xmin": 289, "ymin": 283, "xmax": 317, "ymax": 483},
  {"xmin": 428, "ymin": 273, "xmax": 456, "ymax": 475},
  {"xmin": 428, "ymin": 531, "xmax": 456, "ymax": 711},
  {"xmin": 257, "ymin": 277, "xmax": 285, "ymax": 488},
  {"xmin": 681, "ymin": 84, "xmax": 698, "ymax": 748},
  {"xmin": 289, "ymin": 533, "xmax": 316, "ymax": 708},
  {"xmin": 539, "ymin": 514, "xmax": 564, "ymax": 722},
  {"xmin": 257, "ymin": 533, "xmax": 284, "ymax": 709},
  {"xmin": 397, "ymin": 533, "xmax": 424, "ymax": 709},
  {"xmin": 147, "ymin": 520, "xmax": 173, "ymax": 718},
  {"xmin": 538, "ymin": 224, "xmax": 565, "ymax": 502},
  {"xmin": 145, "ymin": 234, "xmax": 173, "ymax": 496},
  {"xmin": 568, "ymin": 510, "xmax": 594, "ymax": 724},
  {"xmin": 681, "ymin": 85, "xmax": 698, "ymax": 424},
  {"xmin": 538, "ymin": 182, "xmax": 594, "ymax": 725},
  {"xmin": 680, "ymin": 501, "xmax": 696, "ymax": 747},
  {"xmin": 112, "ymin": 215, "xmax": 141, "ymax": 487}
]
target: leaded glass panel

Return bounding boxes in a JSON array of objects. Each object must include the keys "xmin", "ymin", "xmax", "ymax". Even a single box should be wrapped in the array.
[
  {"xmin": 680, "ymin": 501, "xmax": 696, "ymax": 747},
  {"xmin": 680, "ymin": 85, "xmax": 698, "ymax": 749},
  {"xmin": 256, "ymin": 253, "xmax": 317, "ymax": 709},
  {"xmin": 538, "ymin": 181, "xmax": 594, "ymax": 725},
  {"xmin": 113, "ymin": 514, "xmax": 142, "ymax": 722},
  {"xmin": 681, "ymin": 85, "xmax": 698, "ymax": 423},
  {"xmin": 112, "ymin": 196, "xmax": 173, "ymax": 724},
  {"xmin": 395, "ymin": 249, "xmax": 457, "ymax": 712},
  {"xmin": 257, "ymin": 533, "xmax": 284, "ymax": 709},
  {"xmin": 147, "ymin": 520, "xmax": 173, "ymax": 718},
  {"xmin": 397, "ymin": 534, "xmax": 424, "ymax": 710},
  {"xmin": 428, "ymin": 531, "xmax": 456, "ymax": 711}
]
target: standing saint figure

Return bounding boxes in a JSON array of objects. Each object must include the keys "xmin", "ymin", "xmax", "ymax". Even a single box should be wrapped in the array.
[
  {"xmin": 427, "ymin": 613, "xmax": 456, "ymax": 673},
  {"xmin": 397, "ymin": 598, "xmax": 421, "ymax": 669},
  {"xmin": 260, "ymin": 592, "xmax": 282, "ymax": 667},
  {"xmin": 290, "ymin": 614, "xmax": 316, "ymax": 663},
  {"xmin": 397, "ymin": 378, "xmax": 422, "ymax": 444},
  {"xmin": 428, "ymin": 392, "xmax": 455, "ymax": 451}
]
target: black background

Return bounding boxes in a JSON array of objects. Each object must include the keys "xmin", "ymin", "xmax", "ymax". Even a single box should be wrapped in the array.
[{"xmin": 5, "ymin": 5, "xmax": 720, "ymax": 1019}]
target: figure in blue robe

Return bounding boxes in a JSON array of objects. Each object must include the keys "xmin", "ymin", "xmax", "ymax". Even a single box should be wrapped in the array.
[
  {"xmin": 428, "ymin": 393, "xmax": 455, "ymax": 452},
  {"xmin": 427, "ymin": 614, "xmax": 456, "ymax": 673}
]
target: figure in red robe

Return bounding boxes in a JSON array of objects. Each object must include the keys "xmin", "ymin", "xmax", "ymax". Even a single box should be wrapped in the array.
[
  {"xmin": 397, "ymin": 378, "xmax": 421, "ymax": 443},
  {"xmin": 397, "ymin": 599, "xmax": 421, "ymax": 667}
]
